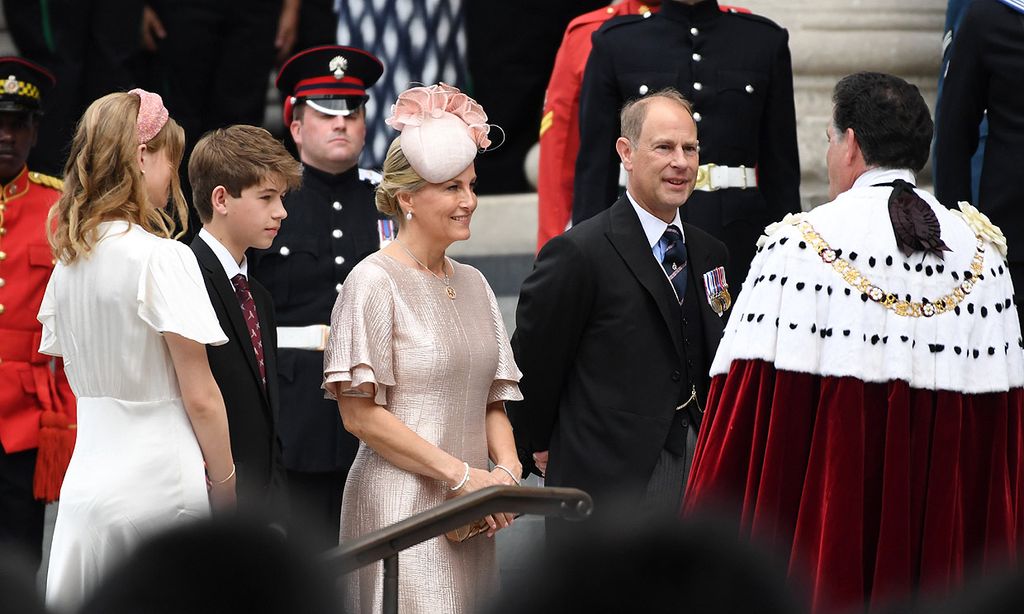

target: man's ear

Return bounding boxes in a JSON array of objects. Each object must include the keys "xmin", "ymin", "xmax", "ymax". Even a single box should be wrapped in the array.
[
  {"xmin": 843, "ymin": 127, "xmax": 861, "ymax": 165},
  {"xmin": 615, "ymin": 137, "xmax": 634, "ymax": 172},
  {"xmin": 210, "ymin": 185, "xmax": 229, "ymax": 216},
  {"xmin": 289, "ymin": 119, "xmax": 302, "ymax": 146}
]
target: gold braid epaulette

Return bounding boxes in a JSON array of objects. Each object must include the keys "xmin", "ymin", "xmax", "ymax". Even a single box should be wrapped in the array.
[
  {"xmin": 28, "ymin": 171, "xmax": 63, "ymax": 191},
  {"xmin": 798, "ymin": 220, "xmax": 985, "ymax": 318}
]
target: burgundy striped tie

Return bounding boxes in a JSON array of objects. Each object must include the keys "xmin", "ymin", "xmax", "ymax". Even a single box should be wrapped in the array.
[{"xmin": 230, "ymin": 274, "xmax": 266, "ymax": 387}]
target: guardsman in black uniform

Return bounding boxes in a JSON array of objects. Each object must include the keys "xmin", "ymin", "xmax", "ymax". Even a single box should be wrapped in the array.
[
  {"xmin": 934, "ymin": 0, "xmax": 1024, "ymax": 325},
  {"xmin": 572, "ymin": 0, "xmax": 801, "ymax": 286},
  {"xmin": 250, "ymin": 45, "xmax": 390, "ymax": 550}
]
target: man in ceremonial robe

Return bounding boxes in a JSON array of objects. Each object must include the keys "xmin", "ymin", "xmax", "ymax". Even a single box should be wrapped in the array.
[{"xmin": 684, "ymin": 72, "xmax": 1024, "ymax": 613}]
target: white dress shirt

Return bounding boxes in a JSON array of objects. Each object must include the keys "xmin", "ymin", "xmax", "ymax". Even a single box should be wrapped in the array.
[
  {"xmin": 626, "ymin": 190, "xmax": 685, "ymax": 263},
  {"xmin": 198, "ymin": 227, "xmax": 248, "ymax": 281}
]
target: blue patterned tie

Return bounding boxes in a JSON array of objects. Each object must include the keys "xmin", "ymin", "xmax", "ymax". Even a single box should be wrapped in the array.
[{"xmin": 660, "ymin": 225, "xmax": 688, "ymax": 305}]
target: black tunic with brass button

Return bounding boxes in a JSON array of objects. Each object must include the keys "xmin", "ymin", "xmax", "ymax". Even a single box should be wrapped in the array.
[
  {"xmin": 250, "ymin": 163, "xmax": 387, "ymax": 473},
  {"xmin": 573, "ymin": 0, "xmax": 801, "ymax": 286}
]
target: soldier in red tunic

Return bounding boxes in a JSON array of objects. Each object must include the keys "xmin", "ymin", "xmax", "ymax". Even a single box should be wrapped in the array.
[{"xmin": 0, "ymin": 57, "xmax": 75, "ymax": 570}]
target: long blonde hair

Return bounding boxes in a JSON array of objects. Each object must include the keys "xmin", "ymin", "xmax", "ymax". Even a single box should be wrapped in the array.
[{"xmin": 48, "ymin": 92, "xmax": 188, "ymax": 263}]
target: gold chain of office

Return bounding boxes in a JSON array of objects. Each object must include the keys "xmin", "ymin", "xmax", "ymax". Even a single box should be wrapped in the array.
[{"xmin": 797, "ymin": 220, "xmax": 985, "ymax": 318}]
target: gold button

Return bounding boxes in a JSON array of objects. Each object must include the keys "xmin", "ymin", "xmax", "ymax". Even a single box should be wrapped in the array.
[
  {"xmin": 0, "ymin": 251, "xmax": 6, "ymax": 260},
  {"xmin": 0, "ymin": 227, "xmax": 6, "ymax": 235},
  {"xmin": 0, "ymin": 278, "xmax": 5, "ymax": 287},
  {"xmin": 0, "ymin": 304, "xmax": 5, "ymax": 315}
]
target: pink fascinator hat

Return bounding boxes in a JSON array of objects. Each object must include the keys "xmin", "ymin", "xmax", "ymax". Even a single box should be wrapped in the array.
[{"xmin": 384, "ymin": 83, "xmax": 500, "ymax": 183}]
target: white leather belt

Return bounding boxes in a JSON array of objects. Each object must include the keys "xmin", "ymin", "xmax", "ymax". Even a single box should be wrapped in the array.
[
  {"xmin": 617, "ymin": 163, "xmax": 757, "ymax": 191},
  {"xmin": 277, "ymin": 325, "xmax": 330, "ymax": 351},
  {"xmin": 694, "ymin": 164, "xmax": 757, "ymax": 191}
]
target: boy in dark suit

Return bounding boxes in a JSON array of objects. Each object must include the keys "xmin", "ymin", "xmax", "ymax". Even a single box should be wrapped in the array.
[{"xmin": 187, "ymin": 126, "xmax": 302, "ymax": 518}]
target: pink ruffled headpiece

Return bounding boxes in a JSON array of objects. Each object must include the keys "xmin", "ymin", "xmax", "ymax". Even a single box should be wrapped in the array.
[
  {"xmin": 128, "ymin": 88, "xmax": 169, "ymax": 145},
  {"xmin": 384, "ymin": 83, "xmax": 498, "ymax": 183}
]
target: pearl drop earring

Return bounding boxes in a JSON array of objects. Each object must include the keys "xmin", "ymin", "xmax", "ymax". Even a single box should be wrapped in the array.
[{"xmin": 405, "ymin": 210, "xmax": 413, "ymax": 221}]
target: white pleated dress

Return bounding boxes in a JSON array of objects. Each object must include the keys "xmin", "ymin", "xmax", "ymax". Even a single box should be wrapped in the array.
[{"xmin": 38, "ymin": 221, "xmax": 227, "ymax": 611}]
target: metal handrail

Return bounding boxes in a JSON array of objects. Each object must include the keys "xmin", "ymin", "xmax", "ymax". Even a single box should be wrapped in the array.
[{"xmin": 321, "ymin": 485, "xmax": 592, "ymax": 613}]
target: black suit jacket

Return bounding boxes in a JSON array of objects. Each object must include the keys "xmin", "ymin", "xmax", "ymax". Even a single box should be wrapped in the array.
[
  {"xmin": 572, "ymin": 0, "xmax": 799, "ymax": 286},
  {"xmin": 191, "ymin": 236, "xmax": 285, "ymax": 515},
  {"xmin": 934, "ymin": 0, "xmax": 1024, "ymax": 262},
  {"xmin": 508, "ymin": 197, "xmax": 728, "ymax": 506}
]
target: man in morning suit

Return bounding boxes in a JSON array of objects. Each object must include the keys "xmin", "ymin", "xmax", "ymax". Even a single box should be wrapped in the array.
[
  {"xmin": 509, "ymin": 89, "xmax": 730, "ymax": 521},
  {"xmin": 188, "ymin": 125, "xmax": 302, "ymax": 517},
  {"xmin": 249, "ymin": 45, "xmax": 392, "ymax": 550},
  {"xmin": 572, "ymin": 0, "xmax": 799, "ymax": 287},
  {"xmin": 934, "ymin": 0, "xmax": 1024, "ymax": 324}
]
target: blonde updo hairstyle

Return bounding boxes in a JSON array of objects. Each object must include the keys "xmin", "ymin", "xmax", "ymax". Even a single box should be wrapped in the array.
[
  {"xmin": 375, "ymin": 137, "xmax": 428, "ymax": 224},
  {"xmin": 49, "ymin": 92, "xmax": 188, "ymax": 263}
]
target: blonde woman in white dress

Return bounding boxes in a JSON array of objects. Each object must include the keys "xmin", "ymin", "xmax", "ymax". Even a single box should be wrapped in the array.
[{"xmin": 40, "ymin": 90, "xmax": 235, "ymax": 610}]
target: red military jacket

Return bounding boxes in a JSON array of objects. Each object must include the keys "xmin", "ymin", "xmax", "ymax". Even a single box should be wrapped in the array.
[
  {"xmin": 536, "ymin": 1, "xmax": 750, "ymax": 251},
  {"xmin": 0, "ymin": 166, "xmax": 75, "ymax": 471}
]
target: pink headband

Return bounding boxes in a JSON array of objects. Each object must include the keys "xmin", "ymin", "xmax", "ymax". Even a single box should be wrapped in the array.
[{"xmin": 128, "ymin": 88, "xmax": 169, "ymax": 144}]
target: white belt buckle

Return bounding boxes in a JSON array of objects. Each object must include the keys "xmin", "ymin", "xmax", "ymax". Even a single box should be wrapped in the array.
[
  {"xmin": 277, "ymin": 324, "xmax": 330, "ymax": 351},
  {"xmin": 696, "ymin": 164, "xmax": 757, "ymax": 191}
]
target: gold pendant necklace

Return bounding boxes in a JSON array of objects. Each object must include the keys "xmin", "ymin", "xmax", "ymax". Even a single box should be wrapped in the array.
[{"xmin": 395, "ymin": 239, "xmax": 456, "ymax": 299}]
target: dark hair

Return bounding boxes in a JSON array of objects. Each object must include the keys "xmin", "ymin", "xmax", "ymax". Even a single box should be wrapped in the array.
[
  {"xmin": 831, "ymin": 72, "xmax": 932, "ymax": 172},
  {"xmin": 188, "ymin": 124, "xmax": 302, "ymax": 224}
]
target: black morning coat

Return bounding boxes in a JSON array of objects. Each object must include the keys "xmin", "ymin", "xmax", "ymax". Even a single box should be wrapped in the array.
[
  {"xmin": 508, "ymin": 196, "xmax": 728, "ymax": 507},
  {"xmin": 191, "ymin": 236, "xmax": 285, "ymax": 515},
  {"xmin": 572, "ymin": 0, "xmax": 800, "ymax": 285}
]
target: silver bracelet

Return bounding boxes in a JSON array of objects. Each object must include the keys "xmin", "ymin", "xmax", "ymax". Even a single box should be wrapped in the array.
[
  {"xmin": 494, "ymin": 464, "xmax": 520, "ymax": 485},
  {"xmin": 449, "ymin": 462, "xmax": 470, "ymax": 492}
]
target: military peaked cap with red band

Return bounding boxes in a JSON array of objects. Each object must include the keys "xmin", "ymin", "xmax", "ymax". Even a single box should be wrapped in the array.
[
  {"xmin": 276, "ymin": 45, "xmax": 384, "ymax": 126},
  {"xmin": 0, "ymin": 56, "xmax": 55, "ymax": 113}
]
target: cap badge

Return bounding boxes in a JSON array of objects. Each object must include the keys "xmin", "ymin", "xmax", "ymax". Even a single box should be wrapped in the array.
[
  {"xmin": 4, "ymin": 75, "xmax": 18, "ymax": 94},
  {"xmin": 329, "ymin": 56, "xmax": 348, "ymax": 80}
]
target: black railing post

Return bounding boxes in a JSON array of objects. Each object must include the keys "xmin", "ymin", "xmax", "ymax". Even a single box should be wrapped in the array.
[{"xmin": 382, "ymin": 554, "xmax": 399, "ymax": 614}]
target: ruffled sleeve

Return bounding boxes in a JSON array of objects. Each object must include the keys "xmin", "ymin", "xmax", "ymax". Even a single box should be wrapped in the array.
[
  {"xmin": 136, "ymin": 239, "xmax": 228, "ymax": 345},
  {"xmin": 37, "ymin": 270, "xmax": 62, "ymax": 357},
  {"xmin": 322, "ymin": 261, "xmax": 396, "ymax": 405},
  {"xmin": 482, "ymin": 272, "xmax": 523, "ymax": 404}
]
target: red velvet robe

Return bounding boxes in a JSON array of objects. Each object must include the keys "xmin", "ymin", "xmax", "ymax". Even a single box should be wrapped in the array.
[{"xmin": 683, "ymin": 170, "xmax": 1024, "ymax": 612}]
